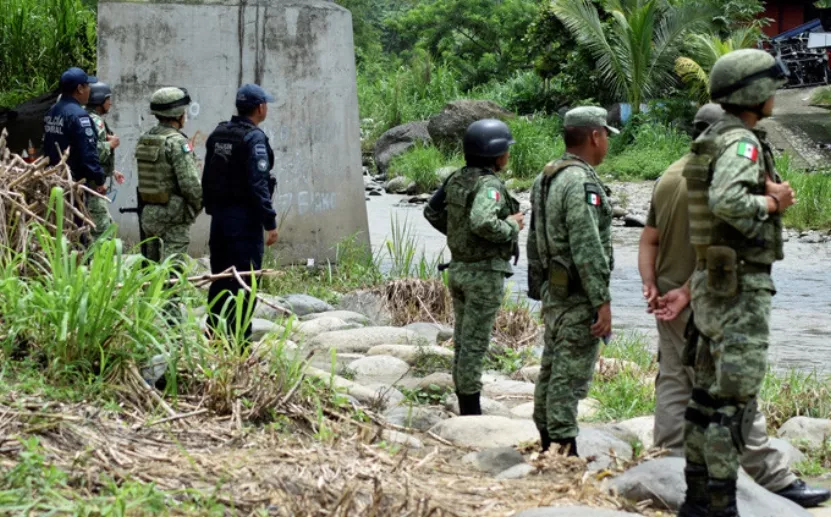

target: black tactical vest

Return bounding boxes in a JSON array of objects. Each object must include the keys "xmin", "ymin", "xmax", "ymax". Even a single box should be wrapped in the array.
[{"xmin": 203, "ymin": 121, "xmax": 258, "ymax": 211}]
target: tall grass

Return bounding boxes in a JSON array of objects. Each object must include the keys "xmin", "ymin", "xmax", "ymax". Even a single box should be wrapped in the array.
[
  {"xmin": 600, "ymin": 123, "xmax": 691, "ymax": 180},
  {"xmin": 506, "ymin": 115, "xmax": 565, "ymax": 180},
  {"xmin": 387, "ymin": 144, "xmax": 462, "ymax": 192},
  {"xmin": 778, "ymin": 154, "xmax": 831, "ymax": 230},
  {"xmin": 0, "ymin": 0, "xmax": 96, "ymax": 107}
]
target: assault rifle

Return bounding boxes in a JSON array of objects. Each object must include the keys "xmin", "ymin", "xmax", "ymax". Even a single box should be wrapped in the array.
[{"xmin": 119, "ymin": 187, "xmax": 148, "ymax": 258}]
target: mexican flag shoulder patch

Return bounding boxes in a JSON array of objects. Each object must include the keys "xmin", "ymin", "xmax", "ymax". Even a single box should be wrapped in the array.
[
  {"xmin": 487, "ymin": 188, "xmax": 501, "ymax": 202},
  {"xmin": 182, "ymin": 142, "xmax": 193, "ymax": 154},
  {"xmin": 586, "ymin": 191, "xmax": 601, "ymax": 206},
  {"xmin": 737, "ymin": 140, "xmax": 758, "ymax": 162}
]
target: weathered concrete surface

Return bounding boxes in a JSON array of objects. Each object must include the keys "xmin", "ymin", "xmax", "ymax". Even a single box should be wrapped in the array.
[{"xmin": 98, "ymin": 0, "xmax": 368, "ymax": 260}]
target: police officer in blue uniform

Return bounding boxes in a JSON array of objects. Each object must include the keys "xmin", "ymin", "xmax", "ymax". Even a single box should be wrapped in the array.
[
  {"xmin": 203, "ymin": 84, "xmax": 279, "ymax": 344},
  {"xmin": 43, "ymin": 68, "xmax": 106, "ymax": 194}
]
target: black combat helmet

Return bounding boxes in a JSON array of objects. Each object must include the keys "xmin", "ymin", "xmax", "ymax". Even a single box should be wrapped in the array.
[
  {"xmin": 87, "ymin": 82, "xmax": 112, "ymax": 106},
  {"xmin": 463, "ymin": 119, "xmax": 515, "ymax": 157}
]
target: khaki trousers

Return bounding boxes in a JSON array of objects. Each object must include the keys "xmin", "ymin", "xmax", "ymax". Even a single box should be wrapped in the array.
[{"xmin": 653, "ymin": 307, "xmax": 796, "ymax": 491}]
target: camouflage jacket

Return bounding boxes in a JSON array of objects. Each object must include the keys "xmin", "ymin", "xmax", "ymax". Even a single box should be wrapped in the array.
[
  {"xmin": 86, "ymin": 109, "xmax": 114, "ymax": 178},
  {"xmin": 528, "ymin": 153, "xmax": 613, "ymax": 308}
]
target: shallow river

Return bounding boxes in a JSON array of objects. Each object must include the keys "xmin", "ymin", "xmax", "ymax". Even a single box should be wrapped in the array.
[{"xmin": 366, "ymin": 191, "xmax": 831, "ymax": 374}]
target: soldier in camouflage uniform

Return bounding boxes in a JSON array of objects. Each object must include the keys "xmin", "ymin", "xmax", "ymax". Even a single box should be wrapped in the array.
[
  {"xmin": 424, "ymin": 119, "xmax": 524, "ymax": 415},
  {"xmin": 527, "ymin": 107, "xmax": 616, "ymax": 456},
  {"xmin": 678, "ymin": 49, "xmax": 797, "ymax": 517},
  {"xmin": 134, "ymin": 87, "xmax": 203, "ymax": 264},
  {"xmin": 85, "ymin": 82, "xmax": 125, "ymax": 240}
]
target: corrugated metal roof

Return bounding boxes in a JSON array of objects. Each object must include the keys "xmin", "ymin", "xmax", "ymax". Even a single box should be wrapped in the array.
[{"xmin": 772, "ymin": 19, "xmax": 823, "ymax": 41}]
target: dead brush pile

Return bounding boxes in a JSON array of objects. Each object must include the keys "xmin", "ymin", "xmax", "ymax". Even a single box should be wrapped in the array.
[
  {"xmin": 0, "ymin": 129, "xmax": 102, "ymax": 259},
  {"xmin": 379, "ymin": 278, "xmax": 540, "ymax": 348}
]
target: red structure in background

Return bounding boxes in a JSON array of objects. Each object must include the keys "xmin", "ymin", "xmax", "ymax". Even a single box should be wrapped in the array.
[{"xmin": 762, "ymin": 1, "xmax": 821, "ymax": 38}]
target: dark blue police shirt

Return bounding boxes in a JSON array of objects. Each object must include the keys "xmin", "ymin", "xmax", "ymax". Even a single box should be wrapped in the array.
[
  {"xmin": 43, "ymin": 97, "xmax": 105, "ymax": 185},
  {"xmin": 203, "ymin": 116, "xmax": 277, "ymax": 234}
]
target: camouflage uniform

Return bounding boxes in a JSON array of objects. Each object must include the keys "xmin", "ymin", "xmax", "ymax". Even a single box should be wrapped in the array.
[
  {"xmin": 426, "ymin": 166, "xmax": 519, "ymax": 395},
  {"xmin": 86, "ymin": 109, "xmax": 114, "ymax": 240},
  {"xmin": 528, "ymin": 151, "xmax": 613, "ymax": 441}
]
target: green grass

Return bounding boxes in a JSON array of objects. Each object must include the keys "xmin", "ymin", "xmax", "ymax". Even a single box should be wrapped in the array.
[
  {"xmin": 810, "ymin": 86, "xmax": 831, "ymax": 107},
  {"xmin": 387, "ymin": 144, "xmax": 463, "ymax": 193},
  {"xmin": 589, "ymin": 333, "xmax": 657, "ymax": 422},
  {"xmin": 777, "ymin": 154, "xmax": 831, "ymax": 230},
  {"xmin": 600, "ymin": 123, "xmax": 691, "ymax": 180},
  {"xmin": 506, "ymin": 115, "xmax": 565, "ymax": 180}
]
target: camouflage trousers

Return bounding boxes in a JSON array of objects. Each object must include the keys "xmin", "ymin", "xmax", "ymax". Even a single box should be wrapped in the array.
[
  {"xmin": 684, "ymin": 270, "xmax": 772, "ymax": 481},
  {"xmin": 533, "ymin": 301, "xmax": 600, "ymax": 440},
  {"xmin": 140, "ymin": 205, "xmax": 192, "ymax": 263},
  {"xmin": 87, "ymin": 192, "xmax": 113, "ymax": 241},
  {"xmin": 448, "ymin": 266, "xmax": 504, "ymax": 395}
]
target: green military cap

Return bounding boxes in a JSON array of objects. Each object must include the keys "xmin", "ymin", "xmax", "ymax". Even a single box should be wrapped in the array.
[{"xmin": 564, "ymin": 106, "xmax": 620, "ymax": 135}]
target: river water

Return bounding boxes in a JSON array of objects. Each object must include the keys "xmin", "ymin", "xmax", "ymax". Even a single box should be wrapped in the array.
[{"xmin": 365, "ymin": 189, "xmax": 831, "ymax": 374}]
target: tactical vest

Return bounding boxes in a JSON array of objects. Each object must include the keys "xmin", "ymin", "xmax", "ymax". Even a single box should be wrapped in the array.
[
  {"xmin": 135, "ymin": 126, "xmax": 180, "ymax": 204},
  {"xmin": 683, "ymin": 120, "xmax": 782, "ymax": 266},
  {"xmin": 446, "ymin": 167, "xmax": 518, "ymax": 263},
  {"xmin": 202, "ymin": 122, "xmax": 260, "ymax": 210}
]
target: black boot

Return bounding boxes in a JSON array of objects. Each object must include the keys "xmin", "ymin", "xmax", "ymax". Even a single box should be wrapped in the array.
[
  {"xmin": 677, "ymin": 462, "xmax": 709, "ymax": 517},
  {"xmin": 775, "ymin": 479, "xmax": 831, "ymax": 508},
  {"xmin": 709, "ymin": 478, "xmax": 739, "ymax": 517},
  {"xmin": 457, "ymin": 392, "xmax": 481, "ymax": 416},
  {"xmin": 538, "ymin": 428, "xmax": 552, "ymax": 452},
  {"xmin": 552, "ymin": 437, "xmax": 578, "ymax": 457}
]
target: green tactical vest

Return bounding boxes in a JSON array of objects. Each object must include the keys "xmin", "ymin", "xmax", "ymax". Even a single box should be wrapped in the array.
[
  {"xmin": 135, "ymin": 126, "xmax": 178, "ymax": 204},
  {"xmin": 446, "ymin": 166, "xmax": 518, "ymax": 264},
  {"xmin": 683, "ymin": 120, "xmax": 783, "ymax": 266}
]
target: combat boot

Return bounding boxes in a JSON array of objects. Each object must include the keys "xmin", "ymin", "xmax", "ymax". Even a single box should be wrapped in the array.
[
  {"xmin": 552, "ymin": 437, "xmax": 578, "ymax": 457},
  {"xmin": 709, "ymin": 478, "xmax": 739, "ymax": 517},
  {"xmin": 457, "ymin": 392, "xmax": 481, "ymax": 416},
  {"xmin": 677, "ymin": 462, "xmax": 709, "ymax": 517},
  {"xmin": 538, "ymin": 428, "xmax": 552, "ymax": 452}
]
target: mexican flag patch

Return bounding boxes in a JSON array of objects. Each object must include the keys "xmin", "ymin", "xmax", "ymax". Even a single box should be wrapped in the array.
[
  {"xmin": 587, "ymin": 192, "xmax": 601, "ymax": 206},
  {"xmin": 487, "ymin": 188, "xmax": 501, "ymax": 202},
  {"xmin": 182, "ymin": 142, "xmax": 193, "ymax": 153},
  {"xmin": 737, "ymin": 141, "xmax": 758, "ymax": 162}
]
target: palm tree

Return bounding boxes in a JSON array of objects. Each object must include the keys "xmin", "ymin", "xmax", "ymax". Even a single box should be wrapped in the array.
[
  {"xmin": 675, "ymin": 26, "xmax": 762, "ymax": 103},
  {"xmin": 551, "ymin": 0, "xmax": 713, "ymax": 114}
]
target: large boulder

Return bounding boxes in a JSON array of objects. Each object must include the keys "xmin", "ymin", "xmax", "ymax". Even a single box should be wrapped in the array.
[
  {"xmin": 513, "ymin": 507, "xmax": 637, "ymax": 517},
  {"xmin": 383, "ymin": 406, "xmax": 447, "ymax": 431},
  {"xmin": 429, "ymin": 415, "xmax": 539, "ymax": 448},
  {"xmin": 404, "ymin": 322, "xmax": 451, "ymax": 344},
  {"xmin": 427, "ymin": 100, "xmax": 514, "ymax": 147},
  {"xmin": 348, "ymin": 355, "xmax": 411, "ymax": 385},
  {"xmin": 778, "ymin": 416, "xmax": 831, "ymax": 449},
  {"xmin": 445, "ymin": 394, "xmax": 511, "ymax": 417},
  {"xmin": 293, "ymin": 317, "xmax": 356, "ymax": 339},
  {"xmin": 253, "ymin": 294, "xmax": 293, "ymax": 321},
  {"xmin": 609, "ymin": 457, "xmax": 812, "ymax": 516},
  {"xmin": 366, "ymin": 344, "xmax": 453, "ymax": 365},
  {"xmin": 380, "ymin": 430, "xmax": 424, "ymax": 450},
  {"xmin": 601, "ymin": 416, "xmax": 655, "ymax": 450},
  {"xmin": 337, "ymin": 290, "xmax": 393, "ymax": 326},
  {"xmin": 384, "ymin": 176, "xmax": 417, "ymax": 194},
  {"xmin": 462, "ymin": 447, "xmax": 526, "ymax": 475},
  {"xmin": 373, "ymin": 121, "xmax": 432, "ymax": 177},
  {"xmin": 282, "ymin": 294, "xmax": 334, "ymax": 316},
  {"xmin": 308, "ymin": 327, "xmax": 427, "ymax": 354},
  {"xmin": 578, "ymin": 428, "xmax": 634, "ymax": 471},
  {"xmin": 482, "ymin": 380, "xmax": 536, "ymax": 398},
  {"xmin": 301, "ymin": 310, "xmax": 372, "ymax": 326},
  {"xmin": 251, "ymin": 319, "xmax": 286, "ymax": 342}
]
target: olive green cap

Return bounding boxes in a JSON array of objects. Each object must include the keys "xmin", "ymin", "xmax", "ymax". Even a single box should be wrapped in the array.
[{"xmin": 564, "ymin": 106, "xmax": 619, "ymax": 135}]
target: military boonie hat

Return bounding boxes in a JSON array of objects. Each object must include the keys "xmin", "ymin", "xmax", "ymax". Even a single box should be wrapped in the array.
[
  {"xmin": 564, "ymin": 106, "xmax": 619, "ymax": 135},
  {"xmin": 236, "ymin": 84, "xmax": 275, "ymax": 109},
  {"xmin": 60, "ymin": 67, "xmax": 97, "ymax": 91}
]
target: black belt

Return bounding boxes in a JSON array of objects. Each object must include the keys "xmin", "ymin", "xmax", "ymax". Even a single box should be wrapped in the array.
[{"xmin": 695, "ymin": 259, "xmax": 771, "ymax": 275}]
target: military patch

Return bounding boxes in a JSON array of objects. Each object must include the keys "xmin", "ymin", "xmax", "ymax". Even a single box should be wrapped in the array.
[
  {"xmin": 736, "ymin": 140, "xmax": 758, "ymax": 162},
  {"xmin": 79, "ymin": 117, "xmax": 92, "ymax": 127},
  {"xmin": 257, "ymin": 159, "xmax": 269, "ymax": 172},
  {"xmin": 85, "ymin": 128, "xmax": 94, "ymax": 137},
  {"xmin": 486, "ymin": 188, "xmax": 501, "ymax": 202},
  {"xmin": 182, "ymin": 142, "xmax": 193, "ymax": 154},
  {"xmin": 584, "ymin": 183, "xmax": 602, "ymax": 207},
  {"xmin": 96, "ymin": 119, "xmax": 105, "ymax": 130},
  {"xmin": 254, "ymin": 143, "xmax": 268, "ymax": 156}
]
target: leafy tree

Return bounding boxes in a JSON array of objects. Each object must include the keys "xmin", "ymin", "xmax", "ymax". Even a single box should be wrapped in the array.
[{"xmin": 552, "ymin": 0, "xmax": 714, "ymax": 113}]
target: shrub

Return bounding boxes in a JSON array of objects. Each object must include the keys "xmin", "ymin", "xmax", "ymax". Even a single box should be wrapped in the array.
[
  {"xmin": 601, "ymin": 122, "xmax": 690, "ymax": 180},
  {"xmin": 777, "ymin": 154, "xmax": 831, "ymax": 230},
  {"xmin": 387, "ymin": 144, "xmax": 461, "ymax": 192},
  {"xmin": 506, "ymin": 115, "xmax": 565, "ymax": 180}
]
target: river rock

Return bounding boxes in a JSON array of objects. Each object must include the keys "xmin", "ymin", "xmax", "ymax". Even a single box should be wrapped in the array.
[
  {"xmin": 309, "ymin": 327, "xmax": 426, "ymax": 354},
  {"xmin": 462, "ymin": 447, "xmax": 526, "ymax": 474},
  {"xmin": 624, "ymin": 214, "xmax": 647, "ymax": 228},
  {"xmin": 768, "ymin": 437, "xmax": 806, "ymax": 466},
  {"xmin": 578, "ymin": 428, "xmax": 633, "ymax": 470},
  {"xmin": 513, "ymin": 507, "xmax": 637, "ymax": 517},
  {"xmin": 430, "ymin": 416, "xmax": 539, "ymax": 448},
  {"xmin": 482, "ymin": 380, "xmax": 536, "ymax": 398},
  {"xmin": 415, "ymin": 372, "xmax": 455, "ymax": 391},
  {"xmin": 348, "ymin": 356, "xmax": 411, "ymax": 385},
  {"xmin": 251, "ymin": 319, "xmax": 286, "ymax": 342},
  {"xmin": 385, "ymin": 176, "xmax": 417, "ymax": 194},
  {"xmin": 383, "ymin": 406, "xmax": 447, "ymax": 431},
  {"xmin": 293, "ymin": 317, "xmax": 355, "ymax": 339},
  {"xmin": 301, "ymin": 310, "xmax": 371, "ymax": 326},
  {"xmin": 601, "ymin": 416, "xmax": 654, "ymax": 449},
  {"xmin": 510, "ymin": 400, "xmax": 603, "ymax": 421},
  {"xmin": 366, "ymin": 344, "xmax": 453, "ymax": 365},
  {"xmin": 281, "ymin": 294, "xmax": 333, "ymax": 316},
  {"xmin": 612, "ymin": 206, "xmax": 628, "ymax": 218},
  {"xmin": 517, "ymin": 365, "xmax": 541, "ymax": 383},
  {"xmin": 496, "ymin": 463, "xmax": 535, "ymax": 480},
  {"xmin": 511, "ymin": 402, "xmax": 535, "ymax": 420},
  {"xmin": 253, "ymin": 294, "xmax": 293, "ymax": 320},
  {"xmin": 373, "ymin": 121, "xmax": 432, "ymax": 176},
  {"xmin": 444, "ymin": 394, "xmax": 511, "ymax": 417},
  {"xmin": 380, "ymin": 429, "xmax": 423, "ymax": 450},
  {"xmin": 427, "ymin": 100, "xmax": 514, "ymax": 146},
  {"xmin": 778, "ymin": 416, "xmax": 831, "ymax": 449},
  {"xmin": 609, "ymin": 457, "xmax": 812, "ymax": 516},
  {"xmin": 251, "ymin": 338, "xmax": 299, "ymax": 360},
  {"xmin": 404, "ymin": 322, "xmax": 448, "ymax": 344},
  {"xmin": 436, "ymin": 166, "xmax": 456, "ymax": 183},
  {"xmin": 337, "ymin": 290, "xmax": 393, "ymax": 326},
  {"xmin": 363, "ymin": 383, "xmax": 406, "ymax": 408}
]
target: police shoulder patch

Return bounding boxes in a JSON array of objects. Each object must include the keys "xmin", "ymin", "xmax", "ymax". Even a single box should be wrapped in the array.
[
  {"xmin": 85, "ymin": 128, "xmax": 94, "ymax": 137},
  {"xmin": 584, "ymin": 183, "xmax": 602, "ymax": 207},
  {"xmin": 254, "ymin": 143, "xmax": 268, "ymax": 156},
  {"xmin": 257, "ymin": 159, "xmax": 269, "ymax": 172},
  {"xmin": 79, "ymin": 117, "xmax": 92, "ymax": 127}
]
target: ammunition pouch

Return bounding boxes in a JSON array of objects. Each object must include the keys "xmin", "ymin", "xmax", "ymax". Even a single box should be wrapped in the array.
[
  {"xmin": 705, "ymin": 246, "xmax": 738, "ymax": 297},
  {"xmin": 690, "ymin": 390, "xmax": 758, "ymax": 452},
  {"xmin": 683, "ymin": 312, "xmax": 700, "ymax": 367},
  {"xmin": 548, "ymin": 261, "xmax": 570, "ymax": 298},
  {"xmin": 139, "ymin": 192, "xmax": 170, "ymax": 205},
  {"xmin": 527, "ymin": 261, "xmax": 546, "ymax": 301}
]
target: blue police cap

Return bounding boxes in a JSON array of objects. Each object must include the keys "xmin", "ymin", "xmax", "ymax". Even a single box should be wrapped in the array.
[
  {"xmin": 236, "ymin": 84, "xmax": 275, "ymax": 108},
  {"xmin": 60, "ymin": 67, "xmax": 97, "ymax": 90}
]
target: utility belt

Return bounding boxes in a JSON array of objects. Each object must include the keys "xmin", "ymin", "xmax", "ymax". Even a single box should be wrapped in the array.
[
  {"xmin": 695, "ymin": 245, "xmax": 771, "ymax": 298},
  {"xmin": 139, "ymin": 192, "xmax": 170, "ymax": 206},
  {"xmin": 540, "ymin": 261, "xmax": 585, "ymax": 299}
]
